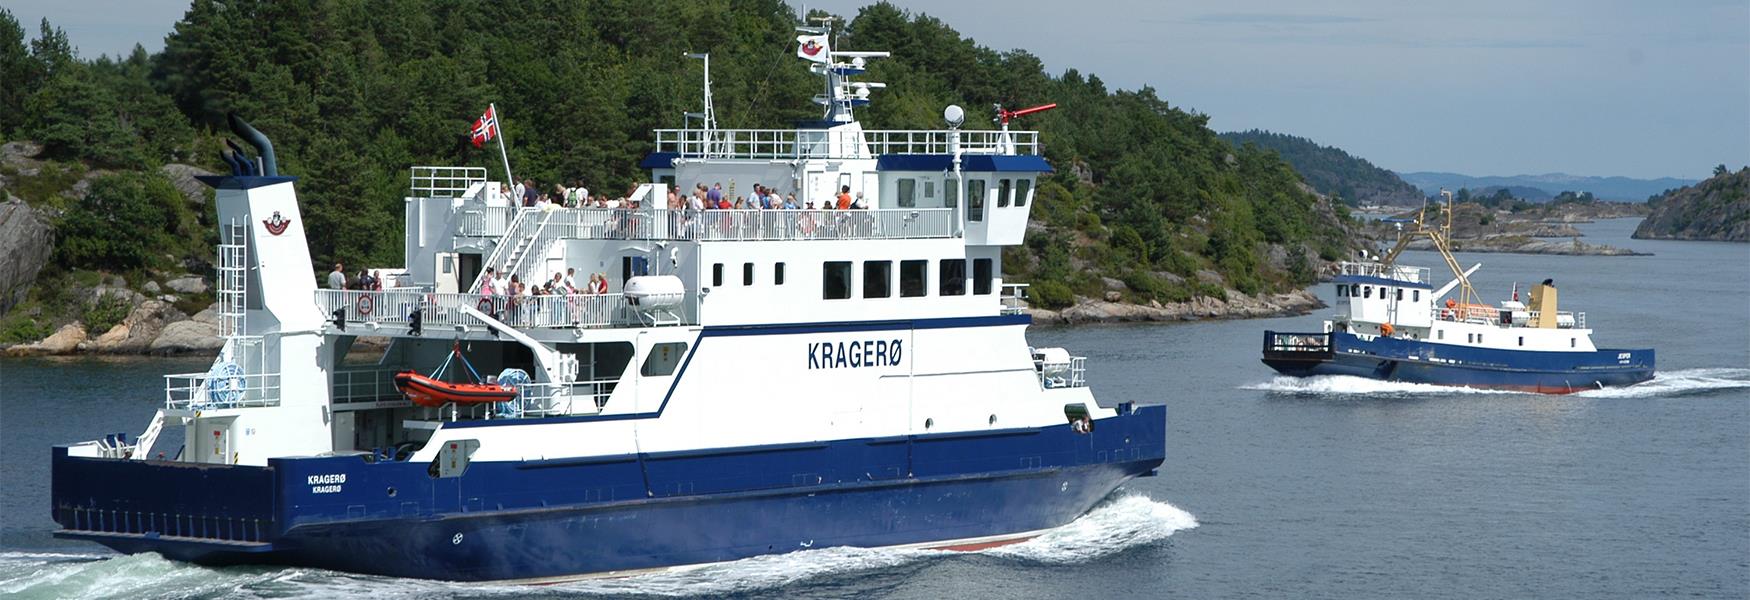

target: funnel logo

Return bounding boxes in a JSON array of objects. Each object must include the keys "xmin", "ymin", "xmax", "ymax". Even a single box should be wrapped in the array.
[{"xmin": 262, "ymin": 211, "xmax": 291, "ymax": 236}]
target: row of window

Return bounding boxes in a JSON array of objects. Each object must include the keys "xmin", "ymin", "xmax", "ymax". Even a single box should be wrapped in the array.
[
  {"xmin": 1435, "ymin": 329, "xmax": 1578, "ymax": 348},
  {"xmin": 824, "ymin": 258, "xmax": 994, "ymax": 300},
  {"xmin": 708, "ymin": 258, "xmax": 996, "ymax": 300},
  {"xmin": 1338, "ymin": 283, "xmax": 1420, "ymax": 303},
  {"xmin": 899, "ymin": 176, "xmax": 1032, "ymax": 222}
]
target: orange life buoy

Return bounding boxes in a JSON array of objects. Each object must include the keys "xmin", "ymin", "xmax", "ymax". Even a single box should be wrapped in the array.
[
  {"xmin": 1380, "ymin": 323, "xmax": 1394, "ymax": 336},
  {"xmin": 1445, "ymin": 298, "xmax": 1458, "ymax": 309},
  {"xmin": 356, "ymin": 294, "xmax": 374, "ymax": 316}
]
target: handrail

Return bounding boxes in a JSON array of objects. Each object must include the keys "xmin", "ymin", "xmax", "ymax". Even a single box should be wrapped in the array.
[
  {"xmin": 315, "ymin": 289, "xmax": 688, "ymax": 330},
  {"xmin": 505, "ymin": 210, "xmax": 559, "ymax": 286},
  {"xmin": 653, "ymin": 128, "xmax": 1039, "ymax": 159},
  {"xmin": 470, "ymin": 208, "xmax": 535, "ymax": 293},
  {"xmin": 1000, "ymin": 283, "xmax": 1030, "ymax": 315},
  {"xmin": 410, "ymin": 166, "xmax": 486, "ymax": 198},
  {"xmin": 474, "ymin": 207, "xmax": 955, "ymax": 242}
]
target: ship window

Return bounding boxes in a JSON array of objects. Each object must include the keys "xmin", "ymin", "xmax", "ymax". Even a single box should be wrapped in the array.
[
  {"xmin": 712, "ymin": 263, "xmax": 723, "ymax": 287},
  {"xmin": 1413, "ymin": 290, "xmax": 1420, "ymax": 302},
  {"xmin": 1364, "ymin": 286, "xmax": 1371, "ymax": 299},
  {"xmin": 1518, "ymin": 336, "xmax": 1524, "ymax": 347},
  {"xmin": 973, "ymin": 258, "xmax": 994, "ymax": 295},
  {"xmin": 1467, "ymin": 333, "xmax": 1473, "ymax": 343},
  {"xmin": 823, "ymin": 261, "xmax": 851, "ymax": 299},
  {"xmin": 640, "ymin": 342, "xmax": 688, "ymax": 377},
  {"xmin": 924, "ymin": 180, "xmax": 936, "ymax": 202},
  {"xmin": 1015, "ymin": 179, "xmax": 1031, "ymax": 207},
  {"xmin": 1570, "ymin": 338, "xmax": 1576, "ymax": 348},
  {"xmin": 940, "ymin": 259, "xmax": 967, "ymax": 296},
  {"xmin": 897, "ymin": 178, "xmax": 916, "ymax": 208},
  {"xmin": 967, "ymin": 181, "xmax": 985, "ymax": 222},
  {"xmin": 900, "ymin": 260, "xmax": 927, "ymax": 297},
  {"xmin": 944, "ymin": 178, "xmax": 958, "ymax": 209},
  {"xmin": 743, "ymin": 262, "xmax": 754, "ymax": 285},
  {"xmin": 774, "ymin": 262, "xmax": 786, "ymax": 286},
  {"xmin": 997, "ymin": 179, "xmax": 1012, "ymax": 208},
  {"xmin": 1396, "ymin": 289, "xmax": 1403, "ymax": 301},
  {"xmin": 1478, "ymin": 333, "xmax": 1484, "ymax": 344},
  {"xmin": 1338, "ymin": 286, "xmax": 1347, "ymax": 298},
  {"xmin": 1437, "ymin": 330, "xmax": 1444, "ymax": 340},
  {"xmin": 864, "ymin": 261, "xmax": 892, "ymax": 298}
]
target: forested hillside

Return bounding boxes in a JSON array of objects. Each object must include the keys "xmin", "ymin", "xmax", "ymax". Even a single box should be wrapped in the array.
[
  {"xmin": 1633, "ymin": 165, "xmax": 1749, "ymax": 242},
  {"xmin": 1, "ymin": 1, "xmax": 1355, "ymax": 344},
  {"xmin": 1219, "ymin": 129, "xmax": 1421, "ymax": 207}
]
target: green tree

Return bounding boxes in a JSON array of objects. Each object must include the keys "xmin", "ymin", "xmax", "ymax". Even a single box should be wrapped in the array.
[{"xmin": 56, "ymin": 172, "xmax": 191, "ymax": 271}]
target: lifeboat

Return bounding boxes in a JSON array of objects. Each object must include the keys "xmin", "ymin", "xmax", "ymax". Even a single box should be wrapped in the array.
[{"xmin": 393, "ymin": 370, "xmax": 517, "ymax": 407}]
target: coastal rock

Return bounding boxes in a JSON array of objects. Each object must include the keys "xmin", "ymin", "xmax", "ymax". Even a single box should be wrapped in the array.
[
  {"xmin": 143, "ymin": 281, "xmax": 162, "ymax": 294},
  {"xmin": 160, "ymin": 163, "xmax": 217, "ymax": 207},
  {"xmin": 1042, "ymin": 288, "xmax": 1325, "ymax": 325},
  {"xmin": 0, "ymin": 197, "xmax": 54, "ymax": 315},
  {"xmin": 166, "ymin": 275, "xmax": 209, "ymax": 294},
  {"xmin": 0, "ymin": 141, "xmax": 44, "ymax": 177},
  {"xmin": 149, "ymin": 319, "xmax": 223, "ymax": 354},
  {"xmin": 3, "ymin": 322, "xmax": 87, "ymax": 356},
  {"xmin": 89, "ymin": 300, "xmax": 187, "ymax": 354},
  {"xmin": 1633, "ymin": 167, "xmax": 1749, "ymax": 242}
]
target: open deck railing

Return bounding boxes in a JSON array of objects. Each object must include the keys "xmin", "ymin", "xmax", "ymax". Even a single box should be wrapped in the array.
[
  {"xmin": 653, "ymin": 128, "xmax": 1038, "ymax": 160},
  {"xmin": 456, "ymin": 206, "xmax": 518, "ymax": 237},
  {"xmin": 410, "ymin": 166, "xmax": 486, "ymax": 198},
  {"xmin": 1337, "ymin": 261, "xmax": 1431, "ymax": 284},
  {"xmin": 1430, "ymin": 308, "xmax": 1586, "ymax": 329},
  {"xmin": 164, "ymin": 371, "xmax": 282, "ymax": 410},
  {"xmin": 316, "ymin": 289, "xmax": 685, "ymax": 331},
  {"xmin": 460, "ymin": 207, "xmax": 956, "ymax": 242},
  {"xmin": 1000, "ymin": 283, "xmax": 1030, "ymax": 315}
]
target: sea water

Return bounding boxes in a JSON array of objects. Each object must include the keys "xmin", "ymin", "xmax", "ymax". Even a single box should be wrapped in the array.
[{"xmin": 1, "ymin": 218, "xmax": 1745, "ymax": 599}]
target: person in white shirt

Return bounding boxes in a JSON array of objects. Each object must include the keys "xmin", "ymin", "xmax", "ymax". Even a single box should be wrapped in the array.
[
  {"xmin": 563, "ymin": 268, "xmax": 578, "ymax": 292},
  {"xmin": 511, "ymin": 181, "xmax": 526, "ymax": 205},
  {"xmin": 746, "ymin": 184, "xmax": 765, "ymax": 209}
]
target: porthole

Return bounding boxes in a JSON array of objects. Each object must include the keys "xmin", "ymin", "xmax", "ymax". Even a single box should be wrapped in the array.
[
  {"xmin": 386, "ymin": 486, "xmax": 398, "ymax": 498},
  {"xmin": 924, "ymin": 418, "xmax": 934, "ymax": 429},
  {"xmin": 989, "ymin": 414, "xmax": 998, "ymax": 425}
]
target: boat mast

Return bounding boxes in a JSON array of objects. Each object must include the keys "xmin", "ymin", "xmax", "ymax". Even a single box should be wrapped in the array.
[{"xmin": 1380, "ymin": 189, "xmax": 1481, "ymax": 306}]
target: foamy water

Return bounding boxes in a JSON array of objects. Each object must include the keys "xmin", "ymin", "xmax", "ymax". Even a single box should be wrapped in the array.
[
  {"xmin": 0, "ymin": 495, "xmax": 1196, "ymax": 599},
  {"xmin": 1241, "ymin": 368, "xmax": 1750, "ymax": 398}
]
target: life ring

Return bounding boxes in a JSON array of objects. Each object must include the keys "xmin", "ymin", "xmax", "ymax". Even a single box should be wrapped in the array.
[
  {"xmin": 1445, "ymin": 298, "xmax": 1457, "ymax": 309},
  {"xmin": 477, "ymin": 297, "xmax": 495, "ymax": 313},
  {"xmin": 356, "ymin": 294, "xmax": 374, "ymax": 316},
  {"xmin": 1380, "ymin": 323, "xmax": 1394, "ymax": 336}
]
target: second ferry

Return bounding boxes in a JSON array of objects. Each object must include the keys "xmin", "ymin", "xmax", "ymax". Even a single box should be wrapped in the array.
[
  {"xmin": 1262, "ymin": 190, "xmax": 1655, "ymax": 393},
  {"xmin": 47, "ymin": 29, "xmax": 1165, "ymax": 582}
]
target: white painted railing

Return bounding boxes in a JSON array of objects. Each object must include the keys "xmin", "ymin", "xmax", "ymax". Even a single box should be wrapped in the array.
[
  {"xmin": 316, "ymin": 289, "xmax": 672, "ymax": 330},
  {"xmin": 653, "ymin": 128, "xmax": 1039, "ymax": 159},
  {"xmin": 411, "ymin": 166, "xmax": 486, "ymax": 198},
  {"xmin": 331, "ymin": 369, "xmax": 405, "ymax": 404},
  {"xmin": 1000, "ymin": 283, "xmax": 1030, "ymax": 315},
  {"xmin": 164, "ymin": 371, "xmax": 282, "ymax": 410},
  {"xmin": 457, "ymin": 206, "xmax": 518, "ymax": 237},
  {"xmin": 1338, "ymin": 261, "xmax": 1431, "ymax": 284}
]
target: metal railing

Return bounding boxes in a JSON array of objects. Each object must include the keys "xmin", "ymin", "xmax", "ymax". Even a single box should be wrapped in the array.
[
  {"xmin": 316, "ymin": 289, "xmax": 670, "ymax": 330},
  {"xmin": 1000, "ymin": 283, "xmax": 1030, "ymax": 315},
  {"xmin": 1038, "ymin": 356, "xmax": 1088, "ymax": 389},
  {"xmin": 1338, "ymin": 261, "xmax": 1431, "ymax": 284},
  {"xmin": 411, "ymin": 166, "xmax": 486, "ymax": 198},
  {"xmin": 653, "ymin": 128, "xmax": 1039, "ymax": 160},
  {"xmin": 1430, "ymin": 307, "xmax": 1586, "ymax": 329},
  {"xmin": 62, "ymin": 507, "xmax": 269, "ymax": 543},
  {"xmin": 496, "ymin": 378, "xmax": 617, "ymax": 418},
  {"xmin": 1527, "ymin": 310, "xmax": 1586, "ymax": 329},
  {"xmin": 457, "ymin": 206, "xmax": 518, "ymax": 237},
  {"xmin": 165, "ymin": 371, "xmax": 282, "ymax": 410},
  {"xmin": 527, "ymin": 207, "xmax": 956, "ymax": 242},
  {"xmin": 331, "ymin": 369, "xmax": 405, "ymax": 404},
  {"xmin": 1265, "ymin": 332, "xmax": 1332, "ymax": 353}
]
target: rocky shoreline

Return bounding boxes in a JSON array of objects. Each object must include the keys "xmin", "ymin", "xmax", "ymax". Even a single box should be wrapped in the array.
[
  {"xmin": 1401, "ymin": 236, "xmax": 1650, "ymax": 256},
  {"xmin": 1028, "ymin": 288, "xmax": 1325, "ymax": 325}
]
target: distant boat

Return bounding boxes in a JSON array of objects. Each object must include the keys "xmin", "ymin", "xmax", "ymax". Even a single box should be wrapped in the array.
[{"xmin": 1262, "ymin": 190, "xmax": 1654, "ymax": 393}]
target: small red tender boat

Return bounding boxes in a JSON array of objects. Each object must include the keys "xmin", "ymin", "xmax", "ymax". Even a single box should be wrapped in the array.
[{"xmin": 393, "ymin": 370, "xmax": 517, "ymax": 407}]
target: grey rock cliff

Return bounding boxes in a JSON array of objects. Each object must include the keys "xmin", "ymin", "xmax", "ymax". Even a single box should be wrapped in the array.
[{"xmin": 0, "ymin": 197, "xmax": 54, "ymax": 315}]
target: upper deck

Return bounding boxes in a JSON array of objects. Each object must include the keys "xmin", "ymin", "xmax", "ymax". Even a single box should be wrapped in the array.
[{"xmin": 651, "ymin": 127, "xmax": 1039, "ymax": 160}]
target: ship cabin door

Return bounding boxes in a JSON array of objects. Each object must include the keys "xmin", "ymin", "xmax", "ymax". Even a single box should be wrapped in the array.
[
  {"xmin": 190, "ymin": 416, "xmax": 237, "ymax": 465},
  {"xmin": 436, "ymin": 252, "xmax": 462, "ymax": 294}
]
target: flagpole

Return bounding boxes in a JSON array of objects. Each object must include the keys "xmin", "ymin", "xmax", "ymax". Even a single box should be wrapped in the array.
[{"xmin": 491, "ymin": 103, "xmax": 515, "ymax": 188}]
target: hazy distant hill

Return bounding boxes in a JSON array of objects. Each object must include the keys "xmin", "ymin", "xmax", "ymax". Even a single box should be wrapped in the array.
[
  {"xmin": 1470, "ymin": 185, "xmax": 1552, "ymax": 202},
  {"xmin": 1219, "ymin": 130, "xmax": 1423, "ymax": 206},
  {"xmin": 1633, "ymin": 167, "xmax": 1749, "ymax": 242},
  {"xmin": 1398, "ymin": 172, "xmax": 1698, "ymax": 202}
]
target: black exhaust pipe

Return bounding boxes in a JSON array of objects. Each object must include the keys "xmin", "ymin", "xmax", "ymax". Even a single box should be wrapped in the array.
[
  {"xmin": 223, "ymin": 139, "xmax": 256, "ymax": 176},
  {"xmin": 227, "ymin": 113, "xmax": 278, "ymax": 177}
]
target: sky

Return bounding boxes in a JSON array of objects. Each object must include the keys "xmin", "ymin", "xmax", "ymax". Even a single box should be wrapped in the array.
[{"xmin": 9, "ymin": 0, "xmax": 1748, "ymax": 179}]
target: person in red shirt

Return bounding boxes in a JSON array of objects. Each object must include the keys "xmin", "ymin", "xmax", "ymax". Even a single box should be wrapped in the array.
[{"xmin": 836, "ymin": 185, "xmax": 852, "ymax": 210}]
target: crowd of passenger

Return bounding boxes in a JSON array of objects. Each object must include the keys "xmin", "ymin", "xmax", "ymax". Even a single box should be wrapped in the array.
[{"xmin": 496, "ymin": 178, "xmax": 872, "ymax": 212}]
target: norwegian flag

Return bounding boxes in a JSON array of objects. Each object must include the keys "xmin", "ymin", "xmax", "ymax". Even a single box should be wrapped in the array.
[{"xmin": 470, "ymin": 106, "xmax": 499, "ymax": 148}]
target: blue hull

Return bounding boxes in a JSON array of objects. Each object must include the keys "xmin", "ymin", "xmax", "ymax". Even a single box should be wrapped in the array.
[
  {"xmin": 53, "ymin": 405, "xmax": 1166, "ymax": 581},
  {"xmin": 1262, "ymin": 331, "xmax": 1654, "ymax": 393}
]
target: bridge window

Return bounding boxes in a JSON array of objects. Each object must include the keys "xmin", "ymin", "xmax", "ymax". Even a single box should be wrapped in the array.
[
  {"xmin": 897, "ymin": 178, "xmax": 916, "ymax": 208},
  {"xmin": 712, "ymin": 263, "xmax": 723, "ymax": 287},
  {"xmin": 1413, "ymin": 290, "xmax": 1420, "ymax": 302},
  {"xmin": 1364, "ymin": 286, "xmax": 1372, "ymax": 299},
  {"xmin": 1396, "ymin": 288, "xmax": 1403, "ymax": 301},
  {"xmin": 967, "ymin": 181, "xmax": 985, "ymax": 222},
  {"xmin": 1015, "ymin": 179, "xmax": 1031, "ymax": 207},
  {"xmin": 973, "ymin": 258, "xmax": 993, "ymax": 295},
  {"xmin": 940, "ymin": 259, "xmax": 966, "ymax": 296},
  {"xmin": 864, "ymin": 261, "xmax": 892, "ymax": 298},
  {"xmin": 823, "ymin": 262, "xmax": 851, "ymax": 299},
  {"xmin": 1338, "ymin": 285, "xmax": 1348, "ymax": 298},
  {"xmin": 900, "ymin": 260, "xmax": 927, "ymax": 297},
  {"xmin": 944, "ymin": 178, "xmax": 958, "ymax": 209},
  {"xmin": 640, "ymin": 342, "xmax": 688, "ymax": 377},
  {"xmin": 924, "ymin": 180, "xmax": 936, "ymax": 203},
  {"xmin": 774, "ymin": 262, "xmax": 786, "ymax": 286},
  {"xmin": 997, "ymin": 179, "xmax": 1012, "ymax": 208},
  {"xmin": 741, "ymin": 262, "xmax": 754, "ymax": 285}
]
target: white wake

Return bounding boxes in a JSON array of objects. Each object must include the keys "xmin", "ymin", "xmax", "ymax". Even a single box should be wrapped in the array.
[
  {"xmin": 1572, "ymin": 368, "xmax": 1750, "ymax": 399},
  {"xmin": 1241, "ymin": 375, "xmax": 1521, "ymax": 396}
]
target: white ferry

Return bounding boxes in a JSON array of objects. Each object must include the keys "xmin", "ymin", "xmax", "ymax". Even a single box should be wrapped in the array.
[
  {"xmin": 1262, "ymin": 191, "xmax": 1654, "ymax": 393},
  {"xmin": 50, "ymin": 33, "xmax": 1165, "ymax": 582}
]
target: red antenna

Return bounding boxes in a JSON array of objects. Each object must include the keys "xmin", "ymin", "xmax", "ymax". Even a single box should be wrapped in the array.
[{"xmin": 996, "ymin": 103, "xmax": 1058, "ymax": 126}]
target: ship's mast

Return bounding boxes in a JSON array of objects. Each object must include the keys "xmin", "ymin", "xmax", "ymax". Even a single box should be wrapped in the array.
[{"xmin": 1380, "ymin": 189, "xmax": 1481, "ymax": 306}]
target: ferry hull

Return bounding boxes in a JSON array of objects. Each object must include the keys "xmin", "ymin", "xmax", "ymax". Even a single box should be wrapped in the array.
[
  {"xmin": 1261, "ymin": 331, "xmax": 1654, "ymax": 393},
  {"xmin": 53, "ymin": 406, "xmax": 1165, "ymax": 582}
]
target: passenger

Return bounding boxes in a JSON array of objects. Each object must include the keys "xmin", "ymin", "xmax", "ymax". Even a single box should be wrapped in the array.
[
  {"xmin": 733, "ymin": 196, "xmax": 746, "ymax": 210},
  {"xmin": 707, "ymin": 182, "xmax": 723, "ymax": 207},
  {"xmin": 327, "ymin": 263, "xmax": 347, "ymax": 290},
  {"xmin": 371, "ymin": 269, "xmax": 385, "ymax": 291},
  {"xmin": 568, "ymin": 180, "xmax": 589, "ymax": 207},
  {"xmin": 511, "ymin": 180, "xmax": 526, "ymax": 205},
  {"xmin": 355, "ymin": 269, "xmax": 371, "ymax": 290},
  {"xmin": 852, "ymin": 192, "xmax": 867, "ymax": 209},
  {"xmin": 746, "ymin": 184, "xmax": 764, "ymax": 209},
  {"xmin": 784, "ymin": 193, "xmax": 799, "ymax": 209},
  {"xmin": 836, "ymin": 185, "xmax": 852, "ymax": 210},
  {"xmin": 521, "ymin": 179, "xmax": 538, "ymax": 207},
  {"xmin": 564, "ymin": 268, "xmax": 578, "ymax": 292},
  {"xmin": 498, "ymin": 183, "xmax": 513, "ymax": 204},
  {"xmin": 690, "ymin": 184, "xmax": 707, "ymax": 211},
  {"xmin": 667, "ymin": 188, "xmax": 683, "ymax": 210},
  {"xmin": 478, "ymin": 267, "xmax": 498, "ymax": 296}
]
